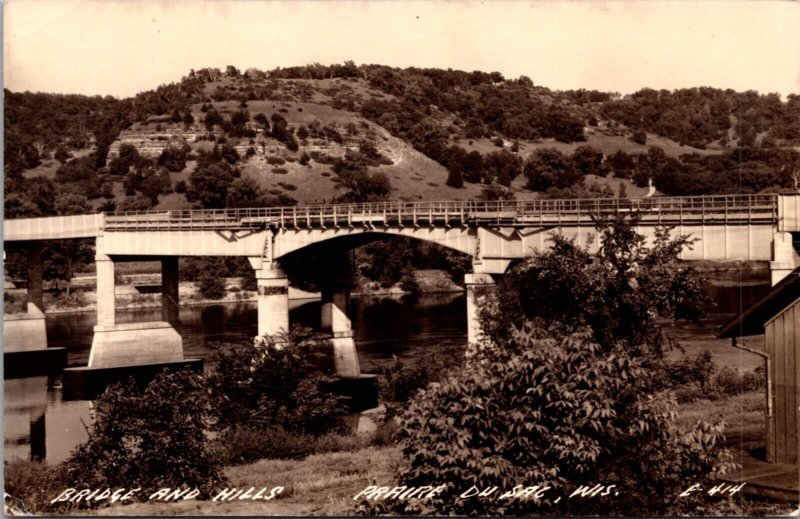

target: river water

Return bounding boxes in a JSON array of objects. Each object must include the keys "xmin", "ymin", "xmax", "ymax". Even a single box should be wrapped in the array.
[{"xmin": 3, "ymin": 283, "xmax": 770, "ymax": 464}]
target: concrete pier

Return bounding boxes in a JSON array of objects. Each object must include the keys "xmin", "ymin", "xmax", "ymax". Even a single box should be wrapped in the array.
[
  {"xmin": 89, "ymin": 255, "xmax": 183, "ymax": 368},
  {"xmin": 26, "ymin": 242, "xmax": 44, "ymax": 313},
  {"xmin": 465, "ymin": 272, "xmax": 495, "ymax": 347},
  {"xmin": 325, "ymin": 302, "xmax": 361, "ymax": 377},
  {"xmin": 4, "ymin": 242, "xmax": 48, "ymax": 354},
  {"xmin": 161, "ymin": 256, "xmax": 180, "ymax": 323},
  {"xmin": 255, "ymin": 268, "xmax": 289, "ymax": 338}
]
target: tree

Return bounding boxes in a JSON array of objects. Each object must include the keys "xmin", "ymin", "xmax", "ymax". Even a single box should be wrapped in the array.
[
  {"xmin": 477, "ymin": 183, "xmax": 516, "ymax": 201},
  {"xmin": 335, "ymin": 169, "xmax": 392, "ymax": 203},
  {"xmin": 446, "ymin": 168, "xmax": 463, "ymax": 188},
  {"xmin": 198, "ymin": 271, "xmax": 226, "ymax": 300},
  {"xmin": 54, "ymin": 193, "xmax": 91, "ymax": 216},
  {"xmin": 158, "ymin": 144, "xmax": 189, "ymax": 172},
  {"xmin": 119, "ymin": 194, "xmax": 154, "ymax": 211},
  {"xmin": 631, "ymin": 129, "xmax": 648, "ymax": 145},
  {"xmin": 523, "ymin": 148, "xmax": 580, "ymax": 191},
  {"xmin": 43, "ymin": 239, "xmax": 93, "ymax": 297},
  {"xmin": 187, "ymin": 161, "xmax": 236, "ymax": 208},
  {"xmin": 226, "ymin": 176, "xmax": 267, "ymax": 207},
  {"xmin": 572, "ymin": 145, "xmax": 607, "ymax": 177},
  {"xmin": 182, "ymin": 111, "xmax": 195, "ymax": 128},
  {"xmin": 204, "ymin": 109, "xmax": 224, "ymax": 131},
  {"xmin": 220, "ymin": 143, "xmax": 240, "ymax": 164},
  {"xmin": 386, "ymin": 219, "xmax": 733, "ymax": 516}
]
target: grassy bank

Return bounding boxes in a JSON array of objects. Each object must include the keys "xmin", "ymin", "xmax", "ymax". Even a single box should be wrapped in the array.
[{"xmin": 88, "ymin": 446, "xmax": 401, "ymax": 516}]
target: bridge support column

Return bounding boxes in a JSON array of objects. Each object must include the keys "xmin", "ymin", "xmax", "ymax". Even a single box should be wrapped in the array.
[
  {"xmin": 89, "ymin": 255, "xmax": 183, "ymax": 368},
  {"xmin": 95, "ymin": 255, "xmax": 116, "ymax": 327},
  {"xmin": 255, "ymin": 268, "xmax": 289, "ymax": 339},
  {"xmin": 4, "ymin": 243, "xmax": 48, "ymax": 353},
  {"xmin": 770, "ymin": 232, "xmax": 800, "ymax": 286},
  {"xmin": 465, "ymin": 272, "xmax": 495, "ymax": 348},
  {"xmin": 161, "ymin": 256, "xmax": 180, "ymax": 324},
  {"xmin": 26, "ymin": 242, "xmax": 44, "ymax": 313}
]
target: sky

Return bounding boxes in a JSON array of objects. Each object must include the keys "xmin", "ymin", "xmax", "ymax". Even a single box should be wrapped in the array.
[{"xmin": 3, "ymin": 0, "xmax": 800, "ymax": 99}]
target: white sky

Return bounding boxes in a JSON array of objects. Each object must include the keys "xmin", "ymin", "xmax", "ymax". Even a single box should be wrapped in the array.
[{"xmin": 4, "ymin": 0, "xmax": 800, "ymax": 98}]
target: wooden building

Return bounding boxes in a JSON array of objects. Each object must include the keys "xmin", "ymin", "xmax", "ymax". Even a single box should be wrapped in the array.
[{"xmin": 719, "ymin": 268, "xmax": 799, "ymax": 465}]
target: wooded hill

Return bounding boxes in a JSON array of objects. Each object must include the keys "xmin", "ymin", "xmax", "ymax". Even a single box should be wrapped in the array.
[{"xmin": 5, "ymin": 63, "xmax": 800, "ymax": 219}]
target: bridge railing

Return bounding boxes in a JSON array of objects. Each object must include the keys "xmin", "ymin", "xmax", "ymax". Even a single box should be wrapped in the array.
[{"xmin": 102, "ymin": 194, "xmax": 779, "ymax": 231}]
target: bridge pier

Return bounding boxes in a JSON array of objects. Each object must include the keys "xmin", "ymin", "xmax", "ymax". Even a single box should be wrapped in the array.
[
  {"xmin": 88, "ymin": 254, "xmax": 183, "ymax": 368},
  {"xmin": 770, "ymin": 232, "xmax": 800, "ymax": 286},
  {"xmin": 161, "ymin": 256, "xmax": 180, "ymax": 323},
  {"xmin": 465, "ymin": 272, "xmax": 496, "ymax": 348},
  {"xmin": 4, "ymin": 242, "xmax": 47, "ymax": 353},
  {"xmin": 255, "ymin": 268, "xmax": 289, "ymax": 339},
  {"xmin": 320, "ymin": 286, "xmax": 360, "ymax": 377}
]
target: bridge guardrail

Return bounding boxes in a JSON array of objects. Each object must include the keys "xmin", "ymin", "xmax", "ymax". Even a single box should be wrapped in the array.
[{"xmin": 100, "ymin": 194, "xmax": 780, "ymax": 231}]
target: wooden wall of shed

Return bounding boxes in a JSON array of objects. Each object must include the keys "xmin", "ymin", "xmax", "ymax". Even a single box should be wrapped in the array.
[{"xmin": 765, "ymin": 298, "xmax": 799, "ymax": 465}]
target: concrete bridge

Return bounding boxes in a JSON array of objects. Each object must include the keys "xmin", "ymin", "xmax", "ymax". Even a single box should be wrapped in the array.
[{"xmin": 5, "ymin": 194, "xmax": 800, "ymax": 372}]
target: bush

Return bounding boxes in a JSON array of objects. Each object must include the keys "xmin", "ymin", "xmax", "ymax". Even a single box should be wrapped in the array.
[
  {"xmin": 272, "ymin": 167, "xmax": 288, "ymax": 174},
  {"xmin": 631, "ymin": 129, "xmax": 648, "ymax": 145},
  {"xmin": 62, "ymin": 370, "xmax": 226, "ymax": 503},
  {"xmin": 174, "ymin": 179, "xmax": 187, "ymax": 193},
  {"xmin": 198, "ymin": 272, "xmax": 226, "ymax": 299},
  {"xmin": 4, "ymin": 459, "xmax": 71, "ymax": 514},
  {"xmin": 714, "ymin": 366, "xmax": 765, "ymax": 396},
  {"xmin": 217, "ymin": 425, "xmax": 316, "ymax": 464},
  {"xmin": 374, "ymin": 341, "xmax": 464, "ymax": 417},
  {"xmin": 266, "ymin": 156, "xmax": 286, "ymax": 165},
  {"xmin": 206, "ymin": 328, "xmax": 349, "ymax": 434},
  {"xmin": 390, "ymin": 326, "xmax": 734, "ymax": 516},
  {"xmin": 445, "ymin": 168, "xmax": 463, "ymax": 188}
]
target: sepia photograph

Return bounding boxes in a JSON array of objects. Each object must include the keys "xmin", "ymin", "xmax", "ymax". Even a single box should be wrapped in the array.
[{"xmin": 2, "ymin": 0, "xmax": 799, "ymax": 515}]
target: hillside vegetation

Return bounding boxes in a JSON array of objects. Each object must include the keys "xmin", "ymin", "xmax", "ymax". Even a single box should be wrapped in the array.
[{"xmin": 5, "ymin": 63, "xmax": 800, "ymax": 219}]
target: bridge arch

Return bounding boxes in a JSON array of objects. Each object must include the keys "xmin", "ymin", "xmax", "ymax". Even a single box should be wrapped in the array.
[{"xmin": 272, "ymin": 226, "xmax": 475, "ymax": 260}]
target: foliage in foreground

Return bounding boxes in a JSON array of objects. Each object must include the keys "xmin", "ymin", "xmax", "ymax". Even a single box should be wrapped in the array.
[
  {"xmin": 382, "ymin": 218, "xmax": 737, "ymax": 516},
  {"xmin": 206, "ymin": 328, "xmax": 350, "ymax": 435},
  {"xmin": 61, "ymin": 369, "xmax": 227, "ymax": 504},
  {"xmin": 388, "ymin": 326, "xmax": 735, "ymax": 516}
]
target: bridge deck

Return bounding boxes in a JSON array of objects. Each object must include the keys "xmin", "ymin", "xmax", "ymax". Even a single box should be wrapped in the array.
[
  {"xmin": 102, "ymin": 194, "xmax": 780, "ymax": 232},
  {"xmin": 3, "ymin": 194, "xmax": 793, "ymax": 241}
]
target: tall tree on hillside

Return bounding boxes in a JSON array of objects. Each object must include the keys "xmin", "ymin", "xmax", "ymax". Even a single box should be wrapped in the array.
[
  {"xmin": 187, "ymin": 161, "xmax": 237, "ymax": 208},
  {"xmin": 524, "ymin": 148, "xmax": 580, "ymax": 191}
]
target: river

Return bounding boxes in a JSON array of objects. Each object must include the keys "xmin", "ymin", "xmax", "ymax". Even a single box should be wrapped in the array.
[{"xmin": 3, "ymin": 283, "xmax": 770, "ymax": 464}]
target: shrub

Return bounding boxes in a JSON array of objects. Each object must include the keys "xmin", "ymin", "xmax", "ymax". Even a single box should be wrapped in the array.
[
  {"xmin": 4, "ymin": 459, "xmax": 71, "ymax": 514},
  {"xmin": 266, "ymin": 156, "xmax": 286, "ymax": 165},
  {"xmin": 714, "ymin": 366, "xmax": 765, "ymax": 396},
  {"xmin": 217, "ymin": 425, "xmax": 315, "ymax": 464},
  {"xmin": 299, "ymin": 152, "xmax": 310, "ymax": 165},
  {"xmin": 174, "ymin": 180, "xmax": 187, "ymax": 193},
  {"xmin": 631, "ymin": 129, "xmax": 648, "ymax": 145},
  {"xmin": 198, "ymin": 272, "xmax": 226, "ymax": 299},
  {"xmin": 278, "ymin": 182, "xmax": 297, "ymax": 191},
  {"xmin": 62, "ymin": 370, "xmax": 226, "ymax": 502},
  {"xmin": 272, "ymin": 167, "xmax": 288, "ymax": 174},
  {"xmin": 445, "ymin": 168, "xmax": 463, "ymax": 188},
  {"xmin": 390, "ymin": 326, "xmax": 734, "ymax": 516},
  {"xmin": 205, "ymin": 328, "xmax": 349, "ymax": 434}
]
